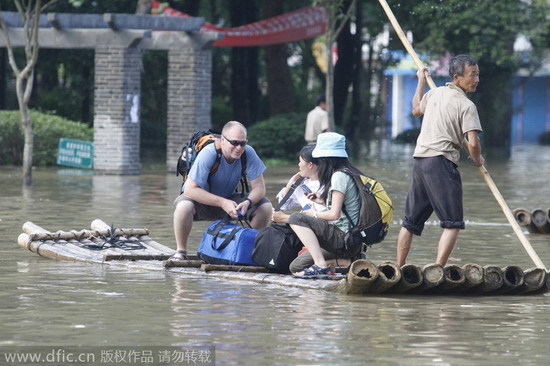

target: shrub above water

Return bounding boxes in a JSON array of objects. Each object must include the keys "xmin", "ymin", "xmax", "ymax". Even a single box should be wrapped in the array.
[
  {"xmin": 247, "ymin": 113, "xmax": 306, "ymax": 162},
  {"xmin": 0, "ymin": 110, "xmax": 93, "ymax": 166}
]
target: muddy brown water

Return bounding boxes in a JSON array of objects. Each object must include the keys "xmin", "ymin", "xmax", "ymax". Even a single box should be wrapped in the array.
[{"xmin": 1, "ymin": 143, "xmax": 550, "ymax": 365}]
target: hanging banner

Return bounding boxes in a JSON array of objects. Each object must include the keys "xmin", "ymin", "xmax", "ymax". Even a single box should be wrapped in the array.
[{"xmin": 151, "ymin": 1, "xmax": 327, "ymax": 47}]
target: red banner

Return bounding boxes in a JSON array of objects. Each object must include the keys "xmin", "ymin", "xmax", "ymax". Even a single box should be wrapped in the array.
[{"xmin": 151, "ymin": 1, "xmax": 326, "ymax": 47}]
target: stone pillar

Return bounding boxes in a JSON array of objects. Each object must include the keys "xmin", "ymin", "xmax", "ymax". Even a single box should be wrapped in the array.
[
  {"xmin": 166, "ymin": 45, "xmax": 212, "ymax": 173},
  {"xmin": 93, "ymin": 46, "xmax": 142, "ymax": 175}
]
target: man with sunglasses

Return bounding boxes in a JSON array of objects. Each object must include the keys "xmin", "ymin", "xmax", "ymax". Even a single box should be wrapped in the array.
[{"xmin": 171, "ymin": 121, "xmax": 272, "ymax": 260}]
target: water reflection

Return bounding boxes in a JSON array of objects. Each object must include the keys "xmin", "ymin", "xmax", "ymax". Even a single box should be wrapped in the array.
[{"xmin": 2, "ymin": 143, "xmax": 550, "ymax": 365}]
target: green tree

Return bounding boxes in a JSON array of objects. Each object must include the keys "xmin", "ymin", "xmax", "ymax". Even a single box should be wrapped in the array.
[
  {"xmin": 316, "ymin": 0, "xmax": 356, "ymax": 132},
  {"xmin": 0, "ymin": 0, "xmax": 62, "ymax": 187},
  {"xmin": 263, "ymin": 1, "xmax": 296, "ymax": 116},
  {"xmin": 229, "ymin": 0, "xmax": 260, "ymax": 126}
]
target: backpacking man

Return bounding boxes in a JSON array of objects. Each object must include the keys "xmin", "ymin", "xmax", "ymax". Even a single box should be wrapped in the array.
[
  {"xmin": 171, "ymin": 121, "xmax": 272, "ymax": 260},
  {"xmin": 396, "ymin": 54, "xmax": 485, "ymax": 267}
]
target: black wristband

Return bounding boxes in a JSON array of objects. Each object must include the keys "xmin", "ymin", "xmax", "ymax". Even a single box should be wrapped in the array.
[{"xmin": 245, "ymin": 198, "xmax": 253, "ymax": 206}]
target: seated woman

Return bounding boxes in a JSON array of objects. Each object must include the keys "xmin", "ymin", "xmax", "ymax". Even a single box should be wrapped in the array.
[
  {"xmin": 273, "ymin": 133, "xmax": 363, "ymax": 277},
  {"xmin": 274, "ymin": 145, "xmax": 323, "ymax": 213}
]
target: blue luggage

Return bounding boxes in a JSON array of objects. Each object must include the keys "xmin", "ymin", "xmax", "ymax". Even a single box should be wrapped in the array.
[{"xmin": 197, "ymin": 217, "xmax": 259, "ymax": 266}]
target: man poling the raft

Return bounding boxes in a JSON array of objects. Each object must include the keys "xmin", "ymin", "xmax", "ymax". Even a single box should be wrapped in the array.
[{"xmin": 377, "ymin": 0, "xmax": 547, "ymax": 271}]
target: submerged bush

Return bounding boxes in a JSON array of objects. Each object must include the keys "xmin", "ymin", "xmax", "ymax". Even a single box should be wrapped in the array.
[{"xmin": 0, "ymin": 110, "xmax": 93, "ymax": 166}]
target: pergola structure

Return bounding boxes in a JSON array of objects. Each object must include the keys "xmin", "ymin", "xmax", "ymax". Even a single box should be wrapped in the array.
[{"xmin": 0, "ymin": 11, "xmax": 220, "ymax": 175}]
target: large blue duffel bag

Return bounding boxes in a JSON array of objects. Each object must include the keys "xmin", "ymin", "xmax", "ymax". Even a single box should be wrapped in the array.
[{"xmin": 197, "ymin": 217, "xmax": 259, "ymax": 266}]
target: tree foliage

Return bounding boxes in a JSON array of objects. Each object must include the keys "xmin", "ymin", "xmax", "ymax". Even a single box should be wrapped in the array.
[
  {"xmin": 387, "ymin": 0, "xmax": 550, "ymax": 154},
  {"xmin": 1, "ymin": 0, "xmax": 548, "ymax": 167}
]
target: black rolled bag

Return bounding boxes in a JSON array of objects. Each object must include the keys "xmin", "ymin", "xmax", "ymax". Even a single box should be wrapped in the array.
[{"xmin": 252, "ymin": 223, "xmax": 303, "ymax": 273}]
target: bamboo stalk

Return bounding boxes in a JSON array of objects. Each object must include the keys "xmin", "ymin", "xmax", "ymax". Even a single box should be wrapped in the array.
[
  {"xmin": 436, "ymin": 265, "xmax": 466, "ymax": 293},
  {"xmin": 136, "ymin": 236, "xmax": 176, "ymax": 254},
  {"xmin": 490, "ymin": 266, "xmax": 524, "ymax": 294},
  {"xmin": 457, "ymin": 263, "xmax": 484, "ymax": 292},
  {"xmin": 201, "ymin": 264, "xmax": 269, "ymax": 273},
  {"xmin": 466, "ymin": 266, "xmax": 504, "ymax": 294},
  {"xmin": 414, "ymin": 263, "xmax": 444, "ymax": 293},
  {"xmin": 18, "ymin": 233, "xmax": 103, "ymax": 264},
  {"xmin": 509, "ymin": 267, "xmax": 546, "ymax": 294},
  {"xmin": 531, "ymin": 208, "xmax": 550, "ymax": 233},
  {"xmin": 387, "ymin": 264, "xmax": 423, "ymax": 293},
  {"xmin": 512, "ymin": 208, "xmax": 538, "ymax": 233},
  {"xmin": 163, "ymin": 259, "xmax": 204, "ymax": 268},
  {"xmin": 22, "ymin": 221, "xmax": 49, "ymax": 235},
  {"xmin": 368, "ymin": 262, "xmax": 401, "ymax": 293},
  {"xmin": 104, "ymin": 253, "xmax": 174, "ymax": 261},
  {"xmin": 345, "ymin": 260, "xmax": 379, "ymax": 294},
  {"xmin": 90, "ymin": 219, "xmax": 149, "ymax": 236}
]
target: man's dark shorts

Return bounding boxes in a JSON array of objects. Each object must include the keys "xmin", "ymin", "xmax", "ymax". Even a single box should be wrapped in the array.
[
  {"xmin": 173, "ymin": 193, "xmax": 270, "ymax": 221},
  {"xmin": 402, "ymin": 156, "xmax": 465, "ymax": 236}
]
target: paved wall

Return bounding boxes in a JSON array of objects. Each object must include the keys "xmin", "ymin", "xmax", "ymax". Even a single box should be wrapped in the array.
[
  {"xmin": 166, "ymin": 46, "xmax": 212, "ymax": 173},
  {"xmin": 92, "ymin": 41, "xmax": 212, "ymax": 175},
  {"xmin": 93, "ymin": 46, "xmax": 142, "ymax": 175}
]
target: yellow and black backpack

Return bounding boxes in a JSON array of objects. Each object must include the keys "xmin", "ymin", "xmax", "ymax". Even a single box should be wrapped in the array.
[{"xmin": 339, "ymin": 168, "xmax": 393, "ymax": 249}]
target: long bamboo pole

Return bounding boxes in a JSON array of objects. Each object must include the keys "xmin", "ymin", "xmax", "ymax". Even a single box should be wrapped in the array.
[{"xmin": 377, "ymin": 0, "xmax": 547, "ymax": 270}]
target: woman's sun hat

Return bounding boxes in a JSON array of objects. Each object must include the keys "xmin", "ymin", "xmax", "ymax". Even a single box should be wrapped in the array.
[{"xmin": 312, "ymin": 132, "xmax": 348, "ymax": 158}]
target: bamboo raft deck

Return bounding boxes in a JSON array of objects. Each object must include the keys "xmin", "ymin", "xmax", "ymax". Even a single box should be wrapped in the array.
[{"xmin": 17, "ymin": 219, "xmax": 550, "ymax": 296}]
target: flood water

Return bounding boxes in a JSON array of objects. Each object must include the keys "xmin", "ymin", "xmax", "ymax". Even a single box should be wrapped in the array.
[{"xmin": 1, "ymin": 143, "xmax": 550, "ymax": 365}]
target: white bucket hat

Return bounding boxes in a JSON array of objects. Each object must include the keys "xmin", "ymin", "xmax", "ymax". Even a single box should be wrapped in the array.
[{"xmin": 312, "ymin": 132, "xmax": 348, "ymax": 158}]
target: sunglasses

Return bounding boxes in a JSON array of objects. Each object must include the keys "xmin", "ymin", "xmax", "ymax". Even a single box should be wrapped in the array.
[{"xmin": 223, "ymin": 135, "xmax": 247, "ymax": 147}]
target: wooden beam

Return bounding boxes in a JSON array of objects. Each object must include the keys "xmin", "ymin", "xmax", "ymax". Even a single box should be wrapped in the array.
[
  {"xmin": 0, "ymin": 11, "xmax": 204, "ymax": 32},
  {"xmin": 0, "ymin": 28, "xmax": 150, "ymax": 48},
  {"xmin": 0, "ymin": 27, "xmax": 219, "ymax": 50}
]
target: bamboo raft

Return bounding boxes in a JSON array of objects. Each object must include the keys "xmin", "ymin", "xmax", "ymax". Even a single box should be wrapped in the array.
[
  {"xmin": 17, "ymin": 220, "xmax": 550, "ymax": 296},
  {"xmin": 513, "ymin": 207, "xmax": 550, "ymax": 234}
]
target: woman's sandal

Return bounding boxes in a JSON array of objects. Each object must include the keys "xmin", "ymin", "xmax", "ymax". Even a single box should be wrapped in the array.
[
  {"xmin": 169, "ymin": 250, "xmax": 188, "ymax": 261},
  {"xmin": 293, "ymin": 264, "xmax": 335, "ymax": 279}
]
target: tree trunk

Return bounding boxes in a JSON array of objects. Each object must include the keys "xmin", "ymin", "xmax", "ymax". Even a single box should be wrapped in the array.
[
  {"xmin": 322, "ymin": 0, "xmax": 355, "ymax": 132},
  {"xmin": 362, "ymin": 37, "xmax": 375, "ymax": 140},
  {"xmin": 16, "ymin": 70, "xmax": 35, "ymax": 187},
  {"xmin": 263, "ymin": 1, "xmax": 296, "ymax": 116},
  {"xmin": 1, "ymin": 0, "xmax": 60, "ymax": 187},
  {"xmin": 349, "ymin": 0, "xmax": 363, "ymax": 150},
  {"xmin": 325, "ymin": 7, "xmax": 336, "ymax": 132},
  {"xmin": 333, "ymin": 2, "xmax": 358, "ymax": 133},
  {"xmin": 21, "ymin": 106, "xmax": 34, "ymax": 187},
  {"xmin": 473, "ymin": 61, "xmax": 513, "ymax": 157},
  {"xmin": 230, "ymin": 0, "xmax": 260, "ymax": 126},
  {"xmin": 0, "ymin": 49, "xmax": 6, "ymax": 109}
]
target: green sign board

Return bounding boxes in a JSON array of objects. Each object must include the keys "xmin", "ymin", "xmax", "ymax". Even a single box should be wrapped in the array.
[{"xmin": 57, "ymin": 138, "xmax": 94, "ymax": 169}]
